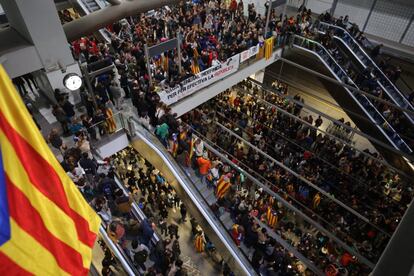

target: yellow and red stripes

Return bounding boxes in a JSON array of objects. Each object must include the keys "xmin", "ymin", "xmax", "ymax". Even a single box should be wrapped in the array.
[
  {"xmin": 0, "ymin": 65, "xmax": 100, "ymax": 275},
  {"xmin": 216, "ymin": 177, "xmax": 231, "ymax": 199},
  {"xmin": 194, "ymin": 235, "xmax": 204, "ymax": 252},
  {"xmin": 266, "ymin": 207, "xmax": 278, "ymax": 228}
]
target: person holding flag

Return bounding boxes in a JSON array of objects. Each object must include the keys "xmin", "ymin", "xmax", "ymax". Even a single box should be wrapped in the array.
[{"xmin": 194, "ymin": 230, "xmax": 206, "ymax": 253}]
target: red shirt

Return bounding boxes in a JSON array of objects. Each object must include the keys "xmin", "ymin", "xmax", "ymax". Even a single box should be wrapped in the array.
[
  {"xmin": 197, "ymin": 157, "xmax": 211, "ymax": 175},
  {"xmin": 340, "ymin": 252, "xmax": 354, "ymax": 267}
]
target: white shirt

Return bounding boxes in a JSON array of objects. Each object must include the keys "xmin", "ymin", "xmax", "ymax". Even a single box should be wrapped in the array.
[{"xmin": 195, "ymin": 141, "xmax": 204, "ymax": 157}]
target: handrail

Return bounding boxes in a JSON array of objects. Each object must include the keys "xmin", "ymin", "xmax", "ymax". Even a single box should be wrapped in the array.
[
  {"xmin": 214, "ymin": 120, "xmax": 374, "ymax": 225},
  {"xmin": 113, "ymin": 176, "xmax": 161, "ymax": 243},
  {"xmin": 213, "ymin": 108, "xmax": 394, "ymax": 229},
  {"xmin": 98, "ymin": 225, "xmax": 137, "ymax": 276},
  {"xmin": 160, "ymin": 36, "xmax": 281, "ymax": 106},
  {"xmin": 316, "ymin": 22, "xmax": 414, "ymax": 123},
  {"xmin": 245, "ymin": 78, "xmax": 413, "ymax": 176},
  {"xmin": 291, "ymin": 35, "xmax": 412, "ymax": 154},
  {"xmin": 91, "ymin": 143, "xmax": 161, "ymax": 244},
  {"xmin": 253, "ymin": 217, "xmax": 324, "ymax": 276},
  {"xmin": 129, "ymin": 118, "xmax": 256, "ymax": 276}
]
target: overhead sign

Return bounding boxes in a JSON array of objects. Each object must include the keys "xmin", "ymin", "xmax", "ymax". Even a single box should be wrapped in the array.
[
  {"xmin": 148, "ymin": 38, "xmax": 178, "ymax": 58},
  {"xmin": 159, "ymin": 54, "xmax": 240, "ymax": 105}
]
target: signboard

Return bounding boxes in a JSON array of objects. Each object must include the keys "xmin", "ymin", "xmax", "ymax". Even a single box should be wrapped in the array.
[
  {"xmin": 148, "ymin": 38, "xmax": 178, "ymax": 58},
  {"xmin": 249, "ymin": 44, "xmax": 259, "ymax": 57},
  {"xmin": 159, "ymin": 54, "xmax": 240, "ymax": 105},
  {"xmin": 240, "ymin": 50, "xmax": 250, "ymax": 63},
  {"xmin": 240, "ymin": 44, "xmax": 260, "ymax": 63}
]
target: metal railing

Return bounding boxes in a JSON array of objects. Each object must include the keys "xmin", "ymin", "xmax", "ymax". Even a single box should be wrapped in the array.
[
  {"xmin": 85, "ymin": 111, "xmax": 126, "ymax": 144},
  {"xmin": 187, "ymin": 122, "xmax": 376, "ymax": 269},
  {"xmin": 291, "ymin": 34, "xmax": 412, "ymax": 154},
  {"xmin": 98, "ymin": 225, "xmax": 137, "ymax": 276},
  {"xmin": 316, "ymin": 22, "xmax": 414, "ymax": 124}
]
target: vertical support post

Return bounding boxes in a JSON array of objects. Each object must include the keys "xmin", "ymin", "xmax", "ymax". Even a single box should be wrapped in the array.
[
  {"xmin": 330, "ymin": 0, "xmax": 338, "ymax": 16},
  {"xmin": 281, "ymin": 0, "xmax": 288, "ymax": 30},
  {"xmin": 362, "ymin": 0, "xmax": 378, "ymax": 32},
  {"xmin": 399, "ymin": 14, "xmax": 414, "ymax": 43},
  {"xmin": 81, "ymin": 64, "xmax": 98, "ymax": 110},
  {"xmin": 264, "ymin": 0, "xmax": 272, "ymax": 39},
  {"xmin": 372, "ymin": 198, "xmax": 414, "ymax": 276},
  {"xmin": 177, "ymin": 32, "xmax": 183, "ymax": 75},
  {"xmin": 144, "ymin": 44, "xmax": 153, "ymax": 88}
]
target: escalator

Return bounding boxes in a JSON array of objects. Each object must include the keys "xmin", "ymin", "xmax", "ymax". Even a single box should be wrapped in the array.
[
  {"xmin": 71, "ymin": 0, "xmax": 111, "ymax": 42},
  {"xmin": 127, "ymin": 120, "xmax": 256, "ymax": 276},
  {"xmin": 127, "ymin": 118, "xmax": 362, "ymax": 275},
  {"xmin": 278, "ymin": 35, "xmax": 413, "ymax": 175},
  {"xmin": 317, "ymin": 22, "xmax": 414, "ymax": 124}
]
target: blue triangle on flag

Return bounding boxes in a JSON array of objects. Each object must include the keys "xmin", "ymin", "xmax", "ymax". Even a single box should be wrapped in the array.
[{"xmin": 0, "ymin": 147, "xmax": 11, "ymax": 246}]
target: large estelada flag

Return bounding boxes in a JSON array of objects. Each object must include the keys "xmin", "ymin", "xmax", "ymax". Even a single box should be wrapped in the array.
[{"xmin": 0, "ymin": 65, "xmax": 101, "ymax": 275}]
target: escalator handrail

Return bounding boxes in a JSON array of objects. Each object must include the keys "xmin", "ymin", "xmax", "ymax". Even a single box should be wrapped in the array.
[
  {"xmin": 98, "ymin": 225, "xmax": 138, "ymax": 276},
  {"xmin": 129, "ymin": 118, "xmax": 256, "ymax": 276},
  {"xmin": 75, "ymin": 0, "xmax": 111, "ymax": 42},
  {"xmin": 291, "ymin": 35, "xmax": 411, "ymax": 153},
  {"xmin": 316, "ymin": 22, "xmax": 414, "ymax": 116},
  {"xmin": 190, "ymin": 127, "xmax": 375, "ymax": 269},
  {"xmin": 253, "ymin": 217, "xmax": 325, "ymax": 276},
  {"xmin": 91, "ymin": 148, "xmax": 161, "ymax": 244},
  {"xmin": 112, "ymin": 176, "xmax": 161, "ymax": 244}
]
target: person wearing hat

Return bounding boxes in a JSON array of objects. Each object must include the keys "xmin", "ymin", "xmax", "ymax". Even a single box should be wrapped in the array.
[{"xmin": 197, "ymin": 151, "xmax": 212, "ymax": 186}]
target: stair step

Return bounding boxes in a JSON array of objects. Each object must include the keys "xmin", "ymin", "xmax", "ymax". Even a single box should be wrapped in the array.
[
  {"xmin": 205, "ymin": 192, "xmax": 217, "ymax": 206},
  {"xmin": 220, "ymin": 212, "xmax": 233, "ymax": 229}
]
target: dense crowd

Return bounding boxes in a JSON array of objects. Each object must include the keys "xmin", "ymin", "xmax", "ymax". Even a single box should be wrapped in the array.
[
  {"xmin": 52, "ymin": 122, "xmax": 224, "ymax": 276},
  {"xmin": 70, "ymin": 0, "xmax": 283, "ymax": 101},
  {"xmin": 146, "ymin": 99, "xmax": 372, "ymax": 274},
  {"xmin": 202, "ymin": 81, "xmax": 409, "ymax": 241},
  {"xmin": 36, "ymin": 2, "xmax": 414, "ymax": 276}
]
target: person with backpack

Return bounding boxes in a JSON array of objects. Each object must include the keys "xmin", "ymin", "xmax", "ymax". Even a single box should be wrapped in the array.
[{"xmin": 133, "ymin": 246, "xmax": 149, "ymax": 272}]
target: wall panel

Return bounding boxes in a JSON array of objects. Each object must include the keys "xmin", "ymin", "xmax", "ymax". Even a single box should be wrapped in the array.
[
  {"xmin": 365, "ymin": 0, "xmax": 414, "ymax": 42},
  {"xmin": 333, "ymin": 0, "xmax": 374, "ymax": 28},
  {"xmin": 401, "ymin": 22, "xmax": 414, "ymax": 47}
]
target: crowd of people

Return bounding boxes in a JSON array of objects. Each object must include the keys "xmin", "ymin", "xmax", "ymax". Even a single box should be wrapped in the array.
[
  {"xmin": 208, "ymin": 81, "xmax": 409, "ymax": 235},
  {"xmin": 54, "ymin": 121, "xmax": 223, "ymax": 276},
  {"xmin": 147, "ymin": 101, "xmax": 372, "ymax": 275},
  {"xmin": 35, "ymin": 2, "xmax": 414, "ymax": 276},
  {"xmin": 70, "ymin": 0, "xmax": 284, "ymax": 99}
]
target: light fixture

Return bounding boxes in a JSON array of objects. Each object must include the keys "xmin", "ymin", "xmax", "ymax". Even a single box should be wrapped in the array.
[{"xmin": 63, "ymin": 73, "xmax": 82, "ymax": 91}]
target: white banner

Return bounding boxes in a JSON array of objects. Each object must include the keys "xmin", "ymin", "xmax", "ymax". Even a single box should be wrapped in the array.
[
  {"xmin": 240, "ymin": 44, "xmax": 259, "ymax": 63},
  {"xmin": 159, "ymin": 54, "xmax": 240, "ymax": 105},
  {"xmin": 249, "ymin": 44, "xmax": 259, "ymax": 57},
  {"xmin": 240, "ymin": 50, "xmax": 250, "ymax": 63}
]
